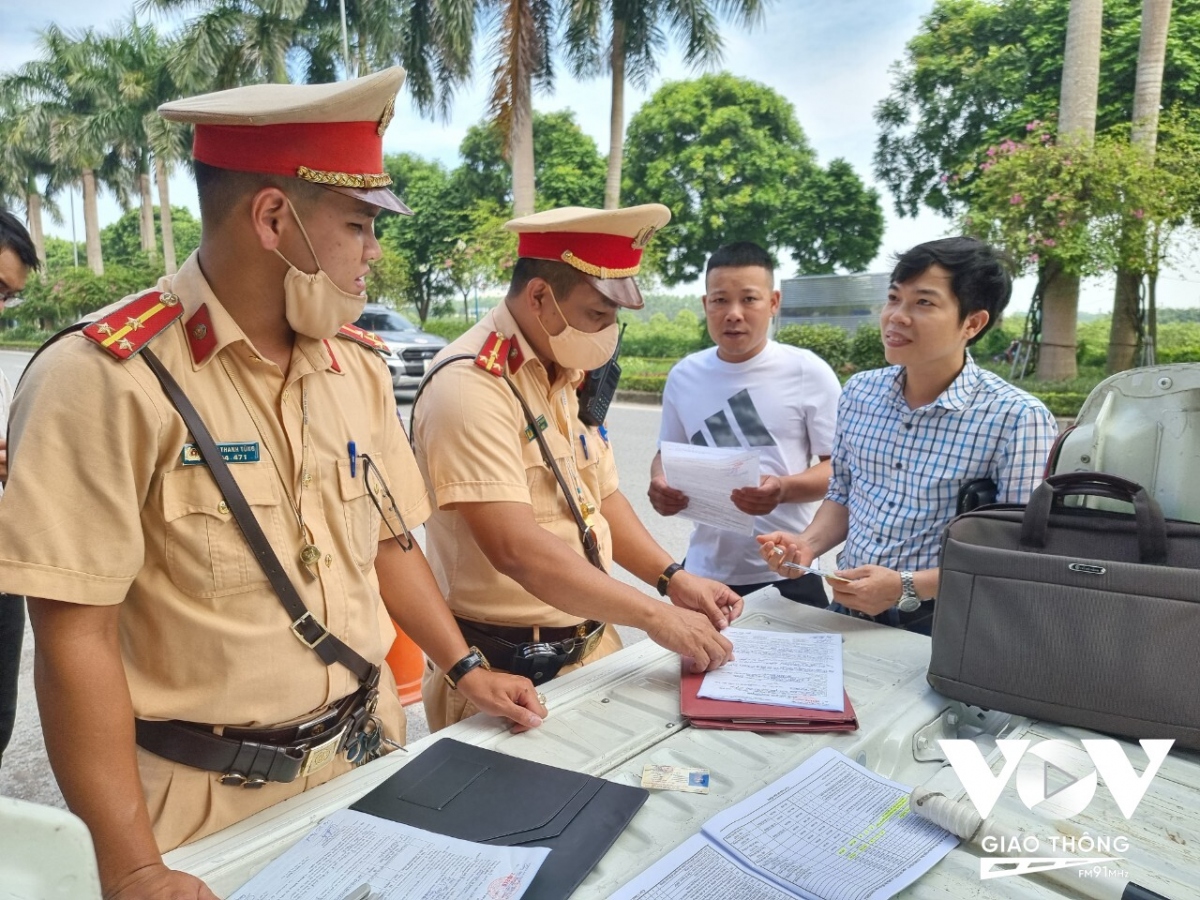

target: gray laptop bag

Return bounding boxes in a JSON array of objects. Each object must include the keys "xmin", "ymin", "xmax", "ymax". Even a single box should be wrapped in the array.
[{"xmin": 929, "ymin": 472, "xmax": 1200, "ymax": 748}]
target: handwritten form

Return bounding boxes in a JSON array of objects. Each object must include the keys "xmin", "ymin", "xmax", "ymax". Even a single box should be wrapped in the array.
[
  {"xmin": 229, "ymin": 809, "xmax": 549, "ymax": 900},
  {"xmin": 660, "ymin": 442, "xmax": 760, "ymax": 534},
  {"xmin": 610, "ymin": 749, "xmax": 957, "ymax": 900},
  {"xmin": 697, "ymin": 629, "xmax": 845, "ymax": 712}
]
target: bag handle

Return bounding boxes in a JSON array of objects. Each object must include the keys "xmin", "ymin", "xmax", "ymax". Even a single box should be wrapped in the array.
[{"xmin": 1019, "ymin": 471, "xmax": 1168, "ymax": 565}]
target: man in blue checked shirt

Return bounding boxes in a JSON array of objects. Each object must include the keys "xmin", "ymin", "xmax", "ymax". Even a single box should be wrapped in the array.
[{"xmin": 759, "ymin": 237, "xmax": 1056, "ymax": 634}]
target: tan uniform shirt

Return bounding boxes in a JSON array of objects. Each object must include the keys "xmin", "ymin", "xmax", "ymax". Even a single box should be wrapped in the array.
[
  {"xmin": 412, "ymin": 303, "xmax": 619, "ymax": 628},
  {"xmin": 0, "ymin": 252, "xmax": 430, "ymax": 847}
]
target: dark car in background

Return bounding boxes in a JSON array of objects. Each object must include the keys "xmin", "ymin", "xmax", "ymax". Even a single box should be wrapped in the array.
[{"xmin": 354, "ymin": 304, "xmax": 448, "ymax": 393}]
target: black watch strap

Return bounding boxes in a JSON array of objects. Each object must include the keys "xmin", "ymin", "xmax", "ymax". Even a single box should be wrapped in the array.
[
  {"xmin": 444, "ymin": 647, "xmax": 491, "ymax": 690},
  {"xmin": 657, "ymin": 562, "xmax": 684, "ymax": 596}
]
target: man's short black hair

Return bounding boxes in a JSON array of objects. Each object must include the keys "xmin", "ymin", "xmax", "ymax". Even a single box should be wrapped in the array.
[
  {"xmin": 890, "ymin": 237, "xmax": 1012, "ymax": 346},
  {"xmin": 508, "ymin": 257, "xmax": 587, "ymax": 302},
  {"xmin": 705, "ymin": 241, "xmax": 774, "ymax": 278},
  {"xmin": 194, "ymin": 160, "xmax": 329, "ymax": 227},
  {"xmin": 0, "ymin": 208, "xmax": 40, "ymax": 272}
]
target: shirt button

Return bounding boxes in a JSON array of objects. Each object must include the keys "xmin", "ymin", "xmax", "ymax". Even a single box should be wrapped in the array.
[
  {"xmin": 217, "ymin": 501, "xmax": 229, "ymax": 514},
  {"xmin": 888, "ymin": 501, "xmax": 895, "ymax": 508},
  {"xmin": 904, "ymin": 422, "xmax": 913, "ymax": 430},
  {"xmin": 324, "ymin": 554, "xmax": 333, "ymax": 568},
  {"xmin": 875, "ymin": 537, "xmax": 882, "ymax": 544},
  {"xmin": 282, "ymin": 389, "xmax": 291, "ymax": 401},
  {"xmin": 895, "ymin": 462, "xmax": 903, "ymax": 470}
]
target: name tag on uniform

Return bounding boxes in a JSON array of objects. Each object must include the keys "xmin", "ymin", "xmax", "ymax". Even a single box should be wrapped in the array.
[
  {"xmin": 523, "ymin": 415, "xmax": 549, "ymax": 443},
  {"xmin": 180, "ymin": 442, "xmax": 261, "ymax": 465}
]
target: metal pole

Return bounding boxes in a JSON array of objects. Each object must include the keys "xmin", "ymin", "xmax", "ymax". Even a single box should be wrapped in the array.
[{"xmin": 339, "ymin": 0, "xmax": 351, "ymax": 78}]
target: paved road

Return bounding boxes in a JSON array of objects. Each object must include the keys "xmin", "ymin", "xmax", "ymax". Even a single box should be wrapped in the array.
[{"xmin": 0, "ymin": 348, "xmax": 691, "ymax": 808}]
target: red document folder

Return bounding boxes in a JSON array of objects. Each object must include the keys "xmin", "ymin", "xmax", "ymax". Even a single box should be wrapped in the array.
[{"xmin": 680, "ymin": 665, "xmax": 859, "ymax": 733}]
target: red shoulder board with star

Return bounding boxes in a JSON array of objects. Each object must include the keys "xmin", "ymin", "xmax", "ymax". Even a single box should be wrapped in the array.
[
  {"xmin": 82, "ymin": 290, "xmax": 184, "ymax": 360},
  {"xmin": 475, "ymin": 330, "xmax": 520, "ymax": 377},
  {"xmin": 337, "ymin": 323, "xmax": 390, "ymax": 354}
]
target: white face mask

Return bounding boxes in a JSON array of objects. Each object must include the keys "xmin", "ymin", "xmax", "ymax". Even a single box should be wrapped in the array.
[
  {"xmin": 536, "ymin": 289, "xmax": 620, "ymax": 371},
  {"xmin": 276, "ymin": 198, "xmax": 367, "ymax": 340}
]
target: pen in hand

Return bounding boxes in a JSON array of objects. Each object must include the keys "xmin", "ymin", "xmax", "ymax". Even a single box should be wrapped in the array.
[{"xmin": 781, "ymin": 561, "xmax": 854, "ymax": 583}]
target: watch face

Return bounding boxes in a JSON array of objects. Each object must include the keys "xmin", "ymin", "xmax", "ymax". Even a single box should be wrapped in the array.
[{"xmin": 897, "ymin": 594, "xmax": 922, "ymax": 613}]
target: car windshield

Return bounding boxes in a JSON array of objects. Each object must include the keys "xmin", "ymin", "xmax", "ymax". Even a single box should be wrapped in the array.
[{"xmin": 355, "ymin": 310, "xmax": 417, "ymax": 333}]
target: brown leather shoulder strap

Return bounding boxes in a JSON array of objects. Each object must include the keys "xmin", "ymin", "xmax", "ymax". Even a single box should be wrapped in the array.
[{"xmin": 141, "ymin": 348, "xmax": 377, "ymax": 685}]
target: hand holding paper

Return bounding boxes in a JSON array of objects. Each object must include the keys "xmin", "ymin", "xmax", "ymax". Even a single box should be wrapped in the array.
[{"xmin": 660, "ymin": 442, "xmax": 761, "ymax": 534}]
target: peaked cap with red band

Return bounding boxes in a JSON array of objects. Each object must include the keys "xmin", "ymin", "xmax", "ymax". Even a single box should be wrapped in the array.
[
  {"xmin": 504, "ymin": 204, "xmax": 671, "ymax": 309},
  {"xmin": 158, "ymin": 67, "xmax": 411, "ymax": 216}
]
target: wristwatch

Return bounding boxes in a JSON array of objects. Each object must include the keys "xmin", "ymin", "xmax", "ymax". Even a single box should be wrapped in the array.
[
  {"xmin": 444, "ymin": 647, "xmax": 491, "ymax": 690},
  {"xmin": 657, "ymin": 562, "xmax": 684, "ymax": 596},
  {"xmin": 897, "ymin": 571, "xmax": 922, "ymax": 613}
]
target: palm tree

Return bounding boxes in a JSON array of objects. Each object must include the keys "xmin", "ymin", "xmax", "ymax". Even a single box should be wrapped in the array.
[
  {"xmin": 1037, "ymin": 0, "xmax": 1104, "ymax": 382},
  {"xmin": 14, "ymin": 25, "xmax": 115, "ymax": 275},
  {"xmin": 0, "ymin": 78, "xmax": 65, "ymax": 267},
  {"xmin": 563, "ymin": 0, "xmax": 769, "ymax": 209},
  {"xmin": 486, "ymin": 0, "xmax": 556, "ymax": 216},
  {"xmin": 1107, "ymin": 0, "xmax": 1173, "ymax": 373}
]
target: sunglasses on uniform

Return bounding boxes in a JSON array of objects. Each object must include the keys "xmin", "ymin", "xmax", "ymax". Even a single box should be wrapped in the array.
[{"xmin": 359, "ymin": 452, "xmax": 415, "ymax": 552}]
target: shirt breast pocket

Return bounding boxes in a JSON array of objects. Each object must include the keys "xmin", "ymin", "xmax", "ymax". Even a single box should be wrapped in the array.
[
  {"xmin": 161, "ymin": 465, "xmax": 282, "ymax": 598},
  {"xmin": 521, "ymin": 434, "xmax": 568, "ymax": 524},
  {"xmin": 338, "ymin": 456, "xmax": 383, "ymax": 569}
]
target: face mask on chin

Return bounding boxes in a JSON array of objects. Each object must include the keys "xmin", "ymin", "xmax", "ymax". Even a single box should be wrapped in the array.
[
  {"xmin": 276, "ymin": 198, "xmax": 367, "ymax": 340},
  {"xmin": 536, "ymin": 288, "xmax": 620, "ymax": 371}
]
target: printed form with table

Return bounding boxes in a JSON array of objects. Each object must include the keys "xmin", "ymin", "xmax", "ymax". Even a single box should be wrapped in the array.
[{"xmin": 167, "ymin": 586, "xmax": 1200, "ymax": 900}]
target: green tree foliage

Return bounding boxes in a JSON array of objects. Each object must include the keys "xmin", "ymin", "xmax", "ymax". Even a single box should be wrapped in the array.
[
  {"xmin": 963, "ymin": 121, "xmax": 1200, "ymax": 278},
  {"xmin": 441, "ymin": 201, "xmax": 517, "ymax": 321},
  {"xmin": 622, "ymin": 73, "xmax": 882, "ymax": 284},
  {"xmin": 100, "ymin": 205, "xmax": 201, "ymax": 268},
  {"xmin": 379, "ymin": 153, "xmax": 459, "ymax": 322},
  {"xmin": 452, "ymin": 111, "xmax": 606, "ymax": 211},
  {"xmin": 875, "ymin": 0, "xmax": 1200, "ymax": 218}
]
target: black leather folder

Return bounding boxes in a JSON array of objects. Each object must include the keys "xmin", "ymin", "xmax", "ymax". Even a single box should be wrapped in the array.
[{"xmin": 351, "ymin": 738, "xmax": 648, "ymax": 900}]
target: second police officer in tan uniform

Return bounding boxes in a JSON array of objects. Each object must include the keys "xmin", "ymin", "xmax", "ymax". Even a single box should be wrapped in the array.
[
  {"xmin": 413, "ymin": 205, "xmax": 742, "ymax": 731},
  {"xmin": 0, "ymin": 68, "xmax": 544, "ymax": 900}
]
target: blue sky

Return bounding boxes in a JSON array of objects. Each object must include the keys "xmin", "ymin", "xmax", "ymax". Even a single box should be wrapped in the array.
[{"xmin": 5, "ymin": 0, "xmax": 1198, "ymax": 311}]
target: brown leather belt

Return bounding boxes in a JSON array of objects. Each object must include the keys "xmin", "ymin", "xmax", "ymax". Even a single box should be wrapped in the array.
[
  {"xmin": 454, "ymin": 616, "xmax": 606, "ymax": 683},
  {"xmin": 134, "ymin": 678, "xmax": 379, "ymax": 788}
]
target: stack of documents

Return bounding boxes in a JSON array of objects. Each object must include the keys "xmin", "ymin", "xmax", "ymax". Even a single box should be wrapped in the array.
[
  {"xmin": 610, "ymin": 748, "xmax": 958, "ymax": 900},
  {"xmin": 681, "ymin": 629, "xmax": 858, "ymax": 732},
  {"xmin": 351, "ymin": 739, "xmax": 648, "ymax": 900}
]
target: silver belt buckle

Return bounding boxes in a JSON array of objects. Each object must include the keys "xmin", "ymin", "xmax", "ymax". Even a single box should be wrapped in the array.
[{"xmin": 298, "ymin": 726, "xmax": 345, "ymax": 778}]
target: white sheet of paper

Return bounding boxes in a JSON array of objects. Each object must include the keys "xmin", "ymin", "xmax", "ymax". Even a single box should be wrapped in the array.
[
  {"xmin": 608, "ymin": 834, "xmax": 795, "ymax": 900},
  {"xmin": 660, "ymin": 441, "xmax": 760, "ymax": 534},
  {"xmin": 705, "ymin": 748, "xmax": 959, "ymax": 900},
  {"xmin": 697, "ymin": 628, "xmax": 844, "ymax": 712},
  {"xmin": 228, "ymin": 809, "xmax": 550, "ymax": 900}
]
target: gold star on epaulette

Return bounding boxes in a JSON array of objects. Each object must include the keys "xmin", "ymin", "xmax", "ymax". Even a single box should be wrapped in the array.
[
  {"xmin": 126, "ymin": 317, "xmax": 145, "ymax": 331},
  {"xmin": 118, "ymin": 338, "xmax": 135, "ymax": 352},
  {"xmin": 96, "ymin": 323, "xmax": 113, "ymax": 336}
]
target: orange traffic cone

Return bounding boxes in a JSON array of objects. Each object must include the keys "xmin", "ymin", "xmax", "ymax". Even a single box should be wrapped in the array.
[{"xmin": 385, "ymin": 620, "xmax": 425, "ymax": 706}]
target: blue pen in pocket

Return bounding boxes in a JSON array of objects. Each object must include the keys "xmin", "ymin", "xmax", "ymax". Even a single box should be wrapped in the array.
[
  {"xmin": 579, "ymin": 433, "xmax": 589, "ymax": 460},
  {"xmin": 348, "ymin": 441, "xmax": 357, "ymax": 478}
]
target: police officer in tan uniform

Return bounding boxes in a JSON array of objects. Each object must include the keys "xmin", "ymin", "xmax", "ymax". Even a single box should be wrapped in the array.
[
  {"xmin": 0, "ymin": 68, "xmax": 544, "ymax": 900},
  {"xmin": 413, "ymin": 205, "xmax": 743, "ymax": 731}
]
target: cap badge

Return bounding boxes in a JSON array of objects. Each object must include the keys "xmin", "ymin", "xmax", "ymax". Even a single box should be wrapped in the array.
[
  {"xmin": 377, "ymin": 95, "xmax": 396, "ymax": 137},
  {"xmin": 631, "ymin": 225, "xmax": 658, "ymax": 250}
]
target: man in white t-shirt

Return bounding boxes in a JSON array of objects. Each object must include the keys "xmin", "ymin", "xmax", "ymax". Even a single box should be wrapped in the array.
[
  {"xmin": 649, "ymin": 242, "xmax": 841, "ymax": 606},
  {"xmin": 0, "ymin": 208, "xmax": 39, "ymax": 766}
]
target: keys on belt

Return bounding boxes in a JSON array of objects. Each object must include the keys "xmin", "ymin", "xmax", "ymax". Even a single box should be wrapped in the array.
[
  {"xmin": 454, "ymin": 618, "xmax": 606, "ymax": 684},
  {"xmin": 135, "ymin": 672, "xmax": 384, "ymax": 788}
]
